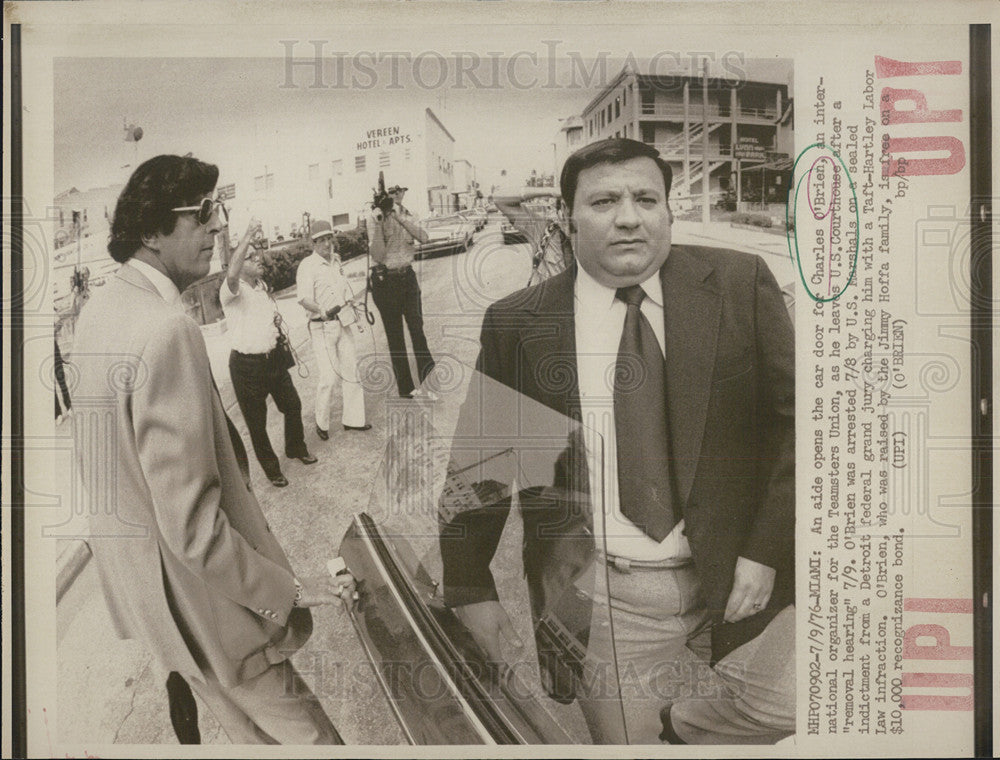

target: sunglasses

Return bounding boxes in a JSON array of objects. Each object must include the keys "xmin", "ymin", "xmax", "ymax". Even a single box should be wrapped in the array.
[{"xmin": 171, "ymin": 197, "xmax": 229, "ymax": 226}]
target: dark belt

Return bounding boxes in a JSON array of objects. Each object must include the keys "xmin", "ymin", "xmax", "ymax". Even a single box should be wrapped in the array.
[
  {"xmin": 383, "ymin": 264, "xmax": 413, "ymax": 275},
  {"xmin": 230, "ymin": 347, "xmax": 277, "ymax": 360}
]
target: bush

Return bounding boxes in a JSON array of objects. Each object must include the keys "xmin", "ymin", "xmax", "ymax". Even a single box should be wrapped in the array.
[
  {"xmin": 732, "ymin": 212, "xmax": 773, "ymax": 229},
  {"xmin": 336, "ymin": 228, "xmax": 369, "ymax": 261},
  {"xmin": 259, "ymin": 241, "xmax": 311, "ymax": 292},
  {"xmin": 716, "ymin": 189, "xmax": 737, "ymax": 212}
]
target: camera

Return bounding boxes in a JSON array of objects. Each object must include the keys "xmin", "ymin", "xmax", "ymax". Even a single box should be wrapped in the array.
[{"xmin": 371, "ymin": 171, "xmax": 395, "ymax": 221}]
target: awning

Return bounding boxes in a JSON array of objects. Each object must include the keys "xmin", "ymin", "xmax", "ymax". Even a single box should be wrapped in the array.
[{"xmin": 739, "ymin": 156, "xmax": 793, "ymax": 172}]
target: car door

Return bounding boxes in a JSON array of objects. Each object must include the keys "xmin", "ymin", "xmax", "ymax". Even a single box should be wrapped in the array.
[{"xmin": 337, "ymin": 365, "xmax": 627, "ymax": 744}]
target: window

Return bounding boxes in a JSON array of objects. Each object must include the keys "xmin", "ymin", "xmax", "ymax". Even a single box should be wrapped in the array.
[
  {"xmin": 331, "ymin": 159, "xmax": 343, "ymax": 176},
  {"xmin": 355, "ymin": 155, "xmax": 366, "ymax": 172},
  {"xmin": 379, "ymin": 151, "xmax": 391, "ymax": 168},
  {"xmin": 405, "ymin": 148, "xmax": 412, "ymax": 161},
  {"xmin": 254, "ymin": 172, "xmax": 274, "ymax": 192},
  {"xmin": 615, "ymin": 97, "xmax": 621, "ymax": 119},
  {"xmin": 623, "ymin": 87, "xmax": 627, "ymax": 107},
  {"xmin": 308, "ymin": 163, "xmax": 320, "ymax": 181},
  {"xmin": 607, "ymin": 103, "xmax": 613, "ymax": 124}
]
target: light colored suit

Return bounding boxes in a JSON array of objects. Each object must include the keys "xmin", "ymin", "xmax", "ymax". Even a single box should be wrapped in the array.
[{"xmin": 71, "ymin": 263, "xmax": 331, "ymax": 741}]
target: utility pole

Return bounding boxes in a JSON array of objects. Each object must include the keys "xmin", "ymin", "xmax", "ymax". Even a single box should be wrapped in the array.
[{"xmin": 701, "ymin": 58, "xmax": 711, "ymax": 228}]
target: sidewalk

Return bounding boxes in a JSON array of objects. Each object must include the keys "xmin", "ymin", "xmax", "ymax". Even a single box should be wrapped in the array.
[{"xmin": 672, "ymin": 218, "xmax": 798, "ymax": 286}]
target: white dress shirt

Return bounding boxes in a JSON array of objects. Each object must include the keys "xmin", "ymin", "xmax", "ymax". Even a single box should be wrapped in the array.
[
  {"xmin": 296, "ymin": 252, "xmax": 354, "ymax": 316},
  {"xmin": 574, "ymin": 264, "xmax": 691, "ymax": 562},
  {"xmin": 220, "ymin": 279, "xmax": 280, "ymax": 354}
]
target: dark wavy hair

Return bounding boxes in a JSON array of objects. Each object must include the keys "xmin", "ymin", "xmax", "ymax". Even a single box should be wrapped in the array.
[
  {"xmin": 559, "ymin": 138, "xmax": 672, "ymax": 215},
  {"xmin": 108, "ymin": 155, "xmax": 219, "ymax": 263}
]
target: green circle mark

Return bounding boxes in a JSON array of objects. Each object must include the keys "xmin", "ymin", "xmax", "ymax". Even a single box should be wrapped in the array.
[{"xmin": 785, "ymin": 142, "xmax": 860, "ymax": 303}]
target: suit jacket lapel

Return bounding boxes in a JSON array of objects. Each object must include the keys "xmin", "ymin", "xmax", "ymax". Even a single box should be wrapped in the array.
[
  {"xmin": 521, "ymin": 266, "xmax": 579, "ymax": 419},
  {"xmin": 661, "ymin": 247, "xmax": 720, "ymax": 505}
]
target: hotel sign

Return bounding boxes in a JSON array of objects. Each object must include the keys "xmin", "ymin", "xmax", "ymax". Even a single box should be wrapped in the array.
[
  {"xmin": 356, "ymin": 125, "xmax": 413, "ymax": 151},
  {"xmin": 734, "ymin": 136, "xmax": 767, "ymax": 161}
]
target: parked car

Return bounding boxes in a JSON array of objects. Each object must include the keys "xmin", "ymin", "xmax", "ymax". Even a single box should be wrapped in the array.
[
  {"xmin": 336, "ymin": 365, "xmax": 629, "ymax": 745},
  {"xmin": 501, "ymin": 221, "xmax": 528, "ymax": 246},
  {"xmin": 415, "ymin": 214, "xmax": 475, "ymax": 259},
  {"xmin": 459, "ymin": 208, "xmax": 487, "ymax": 231}
]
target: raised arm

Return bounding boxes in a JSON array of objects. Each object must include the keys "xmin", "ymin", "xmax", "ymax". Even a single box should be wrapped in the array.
[{"xmin": 224, "ymin": 217, "xmax": 263, "ymax": 295}]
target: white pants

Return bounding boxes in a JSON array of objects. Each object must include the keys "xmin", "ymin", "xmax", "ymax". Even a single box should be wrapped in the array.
[{"xmin": 309, "ymin": 320, "xmax": 365, "ymax": 430}]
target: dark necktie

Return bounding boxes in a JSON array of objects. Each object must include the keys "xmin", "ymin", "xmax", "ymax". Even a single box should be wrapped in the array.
[{"xmin": 614, "ymin": 285, "xmax": 678, "ymax": 542}]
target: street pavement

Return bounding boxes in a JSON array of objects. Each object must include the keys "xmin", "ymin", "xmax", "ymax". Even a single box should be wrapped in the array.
[{"xmin": 54, "ymin": 216, "xmax": 796, "ymax": 748}]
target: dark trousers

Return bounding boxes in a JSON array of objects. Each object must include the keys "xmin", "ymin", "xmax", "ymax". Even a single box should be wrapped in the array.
[
  {"xmin": 167, "ymin": 671, "xmax": 201, "ymax": 744},
  {"xmin": 228, "ymin": 350, "xmax": 308, "ymax": 478},
  {"xmin": 370, "ymin": 266, "xmax": 435, "ymax": 396}
]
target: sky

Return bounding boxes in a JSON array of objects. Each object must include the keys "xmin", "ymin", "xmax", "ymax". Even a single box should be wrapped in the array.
[
  {"xmin": 54, "ymin": 55, "xmax": 792, "ymax": 196},
  {"xmin": 55, "ymin": 56, "xmax": 600, "ymax": 195}
]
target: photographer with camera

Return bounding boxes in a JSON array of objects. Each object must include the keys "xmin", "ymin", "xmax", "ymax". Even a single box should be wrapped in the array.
[
  {"xmin": 222, "ymin": 216, "xmax": 317, "ymax": 488},
  {"xmin": 296, "ymin": 220, "xmax": 370, "ymax": 439},
  {"xmin": 366, "ymin": 181, "xmax": 437, "ymax": 400}
]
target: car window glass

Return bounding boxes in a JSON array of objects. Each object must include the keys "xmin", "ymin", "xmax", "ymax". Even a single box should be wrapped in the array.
[{"xmin": 347, "ymin": 365, "xmax": 627, "ymax": 744}]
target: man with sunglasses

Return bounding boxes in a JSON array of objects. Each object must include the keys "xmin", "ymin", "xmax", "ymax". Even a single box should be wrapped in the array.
[
  {"xmin": 221, "ymin": 216, "xmax": 318, "ymax": 487},
  {"xmin": 71, "ymin": 155, "xmax": 351, "ymax": 745}
]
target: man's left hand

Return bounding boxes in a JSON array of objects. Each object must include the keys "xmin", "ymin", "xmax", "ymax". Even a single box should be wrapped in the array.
[{"xmin": 723, "ymin": 557, "xmax": 775, "ymax": 623}]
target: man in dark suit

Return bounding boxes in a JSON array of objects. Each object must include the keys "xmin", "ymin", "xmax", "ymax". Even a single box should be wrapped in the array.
[
  {"xmin": 440, "ymin": 139, "xmax": 794, "ymax": 744},
  {"xmin": 72, "ymin": 155, "xmax": 354, "ymax": 744}
]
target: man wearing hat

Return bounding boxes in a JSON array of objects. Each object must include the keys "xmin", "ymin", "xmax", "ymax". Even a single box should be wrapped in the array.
[
  {"xmin": 367, "ymin": 185, "xmax": 437, "ymax": 399},
  {"xmin": 296, "ymin": 220, "xmax": 369, "ymax": 439}
]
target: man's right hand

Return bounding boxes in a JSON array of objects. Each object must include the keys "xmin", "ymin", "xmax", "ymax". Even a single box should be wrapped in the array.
[
  {"xmin": 296, "ymin": 573, "xmax": 356, "ymax": 610},
  {"xmin": 453, "ymin": 600, "xmax": 523, "ymax": 663},
  {"xmin": 244, "ymin": 216, "xmax": 263, "ymax": 240}
]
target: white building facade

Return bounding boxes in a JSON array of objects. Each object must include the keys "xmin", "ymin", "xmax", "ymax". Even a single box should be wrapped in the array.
[{"xmin": 218, "ymin": 107, "xmax": 457, "ymax": 238}]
